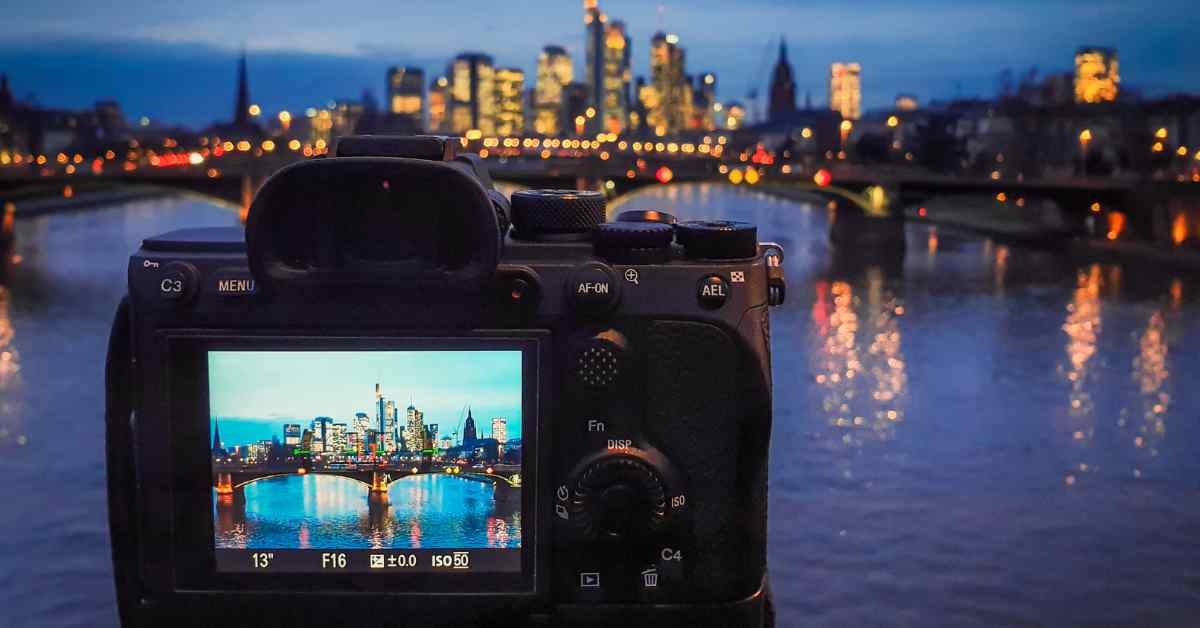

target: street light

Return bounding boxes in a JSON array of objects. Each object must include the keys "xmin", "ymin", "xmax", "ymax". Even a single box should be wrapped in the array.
[
  {"xmin": 839, "ymin": 119, "xmax": 853, "ymax": 157},
  {"xmin": 1078, "ymin": 128, "xmax": 1092, "ymax": 173}
]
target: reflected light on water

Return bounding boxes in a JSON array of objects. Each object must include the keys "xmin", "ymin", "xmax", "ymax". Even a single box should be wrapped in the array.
[
  {"xmin": 811, "ymin": 270, "xmax": 908, "ymax": 446},
  {"xmin": 1061, "ymin": 264, "xmax": 1102, "ymax": 419},
  {"xmin": 0, "ymin": 286, "xmax": 25, "ymax": 449}
]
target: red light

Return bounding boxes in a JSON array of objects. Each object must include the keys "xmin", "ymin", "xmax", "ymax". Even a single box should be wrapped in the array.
[
  {"xmin": 918, "ymin": 207, "xmax": 927, "ymax": 217},
  {"xmin": 813, "ymin": 168, "xmax": 832, "ymax": 187},
  {"xmin": 655, "ymin": 166, "xmax": 674, "ymax": 184}
]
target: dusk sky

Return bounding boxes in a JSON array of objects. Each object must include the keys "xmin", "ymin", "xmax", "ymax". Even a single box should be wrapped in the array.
[
  {"xmin": 3, "ymin": 1, "xmax": 1198, "ymax": 129},
  {"xmin": 208, "ymin": 350, "xmax": 523, "ymax": 447}
]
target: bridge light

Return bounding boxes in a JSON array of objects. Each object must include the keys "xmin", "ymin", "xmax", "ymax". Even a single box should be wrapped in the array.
[
  {"xmin": 729, "ymin": 168, "xmax": 744, "ymax": 184},
  {"xmin": 222, "ymin": 141, "xmax": 235, "ymax": 152},
  {"xmin": 1152, "ymin": 142, "xmax": 1164, "ymax": 153},
  {"xmin": 297, "ymin": 468, "xmax": 307, "ymax": 474},
  {"xmin": 411, "ymin": 466, "xmax": 419, "ymax": 474},
  {"xmin": 486, "ymin": 467, "xmax": 494, "ymax": 474},
  {"xmin": 887, "ymin": 116, "xmax": 899, "ymax": 128},
  {"xmin": 207, "ymin": 168, "xmax": 220, "ymax": 178},
  {"xmin": 718, "ymin": 164, "xmax": 729, "ymax": 174},
  {"xmin": 744, "ymin": 168, "xmax": 760, "ymax": 185},
  {"xmin": 236, "ymin": 140, "xmax": 251, "ymax": 152},
  {"xmin": 655, "ymin": 165, "xmax": 674, "ymax": 184},
  {"xmin": 261, "ymin": 140, "xmax": 276, "ymax": 152},
  {"xmin": 288, "ymin": 139, "xmax": 301, "ymax": 151},
  {"xmin": 188, "ymin": 152, "xmax": 204, "ymax": 165},
  {"xmin": 1155, "ymin": 127, "xmax": 1168, "ymax": 139},
  {"xmin": 813, "ymin": 168, "xmax": 832, "ymax": 187},
  {"xmin": 1177, "ymin": 146, "xmax": 1189, "ymax": 157}
]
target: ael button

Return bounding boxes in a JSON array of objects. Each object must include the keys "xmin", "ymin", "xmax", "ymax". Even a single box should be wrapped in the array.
[
  {"xmin": 568, "ymin": 262, "xmax": 620, "ymax": 315},
  {"xmin": 697, "ymin": 275, "xmax": 730, "ymax": 309},
  {"xmin": 159, "ymin": 261, "xmax": 199, "ymax": 302}
]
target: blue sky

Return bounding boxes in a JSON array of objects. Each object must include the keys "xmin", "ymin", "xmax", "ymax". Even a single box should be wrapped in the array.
[
  {"xmin": 2, "ymin": 1, "xmax": 1197, "ymax": 128},
  {"xmin": 209, "ymin": 350, "xmax": 522, "ymax": 447}
]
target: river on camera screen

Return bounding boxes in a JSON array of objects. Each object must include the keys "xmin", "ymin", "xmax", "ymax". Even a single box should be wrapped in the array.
[
  {"xmin": 2, "ymin": 185, "xmax": 1200, "ymax": 626},
  {"xmin": 212, "ymin": 474, "xmax": 520, "ymax": 550}
]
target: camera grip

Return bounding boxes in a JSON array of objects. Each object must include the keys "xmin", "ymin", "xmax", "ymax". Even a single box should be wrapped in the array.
[{"xmin": 105, "ymin": 297, "xmax": 141, "ymax": 626}]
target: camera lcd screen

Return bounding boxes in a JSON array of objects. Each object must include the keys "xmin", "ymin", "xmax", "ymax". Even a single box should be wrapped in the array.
[{"xmin": 208, "ymin": 350, "xmax": 525, "ymax": 574}]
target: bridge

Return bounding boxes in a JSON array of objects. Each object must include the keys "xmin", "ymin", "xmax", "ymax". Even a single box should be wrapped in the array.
[
  {"xmin": 2, "ymin": 138, "xmax": 1197, "ymax": 245},
  {"xmin": 212, "ymin": 462, "xmax": 522, "ymax": 506}
]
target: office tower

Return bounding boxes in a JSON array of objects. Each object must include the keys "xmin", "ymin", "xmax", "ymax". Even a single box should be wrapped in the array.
[
  {"xmin": 406, "ymin": 404, "xmax": 425, "ymax": 453},
  {"xmin": 492, "ymin": 417, "xmax": 508, "ymax": 444},
  {"xmin": 463, "ymin": 407, "xmax": 478, "ymax": 446},
  {"xmin": 649, "ymin": 32, "xmax": 688, "ymax": 135},
  {"xmin": 1074, "ymin": 47, "xmax": 1119, "ymax": 103},
  {"xmin": 534, "ymin": 45, "xmax": 573, "ymax": 135},
  {"xmin": 562, "ymin": 82, "xmax": 590, "ymax": 135},
  {"xmin": 429, "ymin": 75, "xmax": 450, "ymax": 132},
  {"xmin": 386, "ymin": 66, "xmax": 425, "ymax": 132},
  {"xmin": 602, "ymin": 20, "xmax": 631, "ymax": 134},
  {"xmin": 354, "ymin": 412, "xmax": 371, "ymax": 436},
  {"xmin": 450, "ymin": 53, "xmax": 496, "ymax": 134},
  {"xmin": 347, "ymin": 431, "xmax": 360, "ymax": 455},
  {"xmin": 332, "ymin": 423, "xmax": 347, "ymax": 453},
  {"xmin": 584, "ymin": 0, "xmax": 605, "ymax": 132},
  {"xmin": 895, "ymin": 94, "xmax": 919, "ymax": 111},
  {"xmin": 331, "ymin": 100, "xmax": 363, "ymax": 138},
  {"xmin": 311, "ymin": 417, "xmax": 334, "ymax": 453},
  {"xmin": 830, "ymin": 62, "xmax": 862, "ymax": 121},
  {"xmin": 284, "ymin": 424, "xmax": 301, "ymax": 446},
  {"xmin": 768, "ymin": 39, "xmax": 797, "ymax": 122},
  {"xmin": 695, "ymin": 73, "xmax": 717, "ymax": 131},
  {"xmin": 494, "ymin": 67, "xmax": 526, "ymax": 136},
  {"xmin": 376, "ymin": 383, "xmax": 385, "ymax": 442}
]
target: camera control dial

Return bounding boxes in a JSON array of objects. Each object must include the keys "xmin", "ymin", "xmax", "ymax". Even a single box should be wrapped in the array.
[
  {"xmin": 510, "ymin": 189, "xmax": 606, "ymax": 239},
  {"xmin": 569, "ymin": 455, "xmax": 668, "ymax": 541}
]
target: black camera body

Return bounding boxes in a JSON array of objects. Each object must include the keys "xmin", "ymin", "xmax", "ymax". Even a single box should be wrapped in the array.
[{"xmin": 106, "ymin": 136, "xmax": 784, "ymax": 627}]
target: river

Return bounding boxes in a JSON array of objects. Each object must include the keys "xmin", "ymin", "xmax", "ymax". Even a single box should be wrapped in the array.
[{"xmin": 2, "ymin": 185, "xmax": 1199, "ymax": 626}]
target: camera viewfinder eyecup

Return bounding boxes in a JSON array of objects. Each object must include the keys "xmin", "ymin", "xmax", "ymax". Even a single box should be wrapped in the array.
[{"xmin": 244, "ymin": 135, "xmax": 505, "ymax": 297}]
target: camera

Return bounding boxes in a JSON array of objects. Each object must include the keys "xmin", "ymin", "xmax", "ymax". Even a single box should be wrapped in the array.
[{"xmin": 105, "ymin": 136, "xmax": 785, "ymax": 627}]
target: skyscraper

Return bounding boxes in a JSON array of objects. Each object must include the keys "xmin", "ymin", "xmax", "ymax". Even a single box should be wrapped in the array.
[
  {"xmin": 768, "ymin": 39, "xmax": 797, "ymax": 122},
  {"xmin": 602, "ymin": 20, "xmax": 631, "ymax": 134},
  {"xmin": 463, "ymin": 407, "xmax": 478, "ymax": 446},
  {"xmin": 584, "ymin": 0, "xmax": 605, "ymax": 132},
  {"xmin": 494, "ymin": 67, "xmax": 526, "ymax": 136},
  {"xmin": 386, "ymin": 66, "xmax": 425, "ymax": 133},
  {"xmin": 405, "ymin": 404, "xmax": 425, "ymax": 453},
  {"xmin": 830, "ymin": 62, "xmax": 862, "ymax": 121},
  {"xmin": 1074, "ymin": 47, "xmax": 1119, "ymax": 104},
  {"xmin": 694, "ymin": 73, "xmax": 717, "ymax": 131},
  {"xmin": 429, "ymin": 75, "xmax": 450, "ymax": 132},
  {"xmin": 649, "ymin": 32, "xmax": 688, "ymax": 136},
  {"xmin": 534, "ymin": 46, "xmax": 573, "ymax": 135},
  {"xmin": 450, "ymin": 53, "xmax": 496, "ymax": 134},
  {"xmin": 492, "ymin": 417, "xmax": 508, "ymax": 445}
]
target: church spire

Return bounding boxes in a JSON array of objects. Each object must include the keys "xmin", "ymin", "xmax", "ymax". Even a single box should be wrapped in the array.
[
  {"xmin": 233, "ymin": 50, "xmax": 250, "ymax": 126},
  {"xmin": 212, "ymin": 421, "xmax": 223, "ymax": 452}
]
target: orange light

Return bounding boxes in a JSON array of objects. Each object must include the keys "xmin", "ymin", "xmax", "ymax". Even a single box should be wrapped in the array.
[
  {"xmin": 996, "ymin": 192, "xmax": 1007, "ymax": 203},
  {"xmin": 1171, "ymin": 213, "xmax": 1188, "ymax": 245},
  {"xmin": 813, "ymin": 168, "xmax": 832, "ymax": 187},
  {"xmin": 1106, "ymin": 211, "xmax": 1126, "ymax": 241},
  {"xmin": 63, "ymin": 185, "xmax": 73, "ymax": 199},
  {"xmin": 655, "ymin": 166, "xmax": 674, "ymax": 184},
  {"xmin": 1090, "ymin": 202, "xmax": 1102, "ymax": 212}
]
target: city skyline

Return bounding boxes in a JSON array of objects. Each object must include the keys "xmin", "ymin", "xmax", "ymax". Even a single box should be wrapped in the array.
[
  {"xmin": 3, "ymin": 0, "xmax": 1197, "ymax": 128},
  {"xmin": 208, "ymin": 350, "xmax": 523, "ymax": 448}
]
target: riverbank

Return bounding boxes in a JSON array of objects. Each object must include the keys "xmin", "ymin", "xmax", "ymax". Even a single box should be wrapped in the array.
[{"xmin": 1, "ymin": 182, "xmax": 179, "ymax": 217}]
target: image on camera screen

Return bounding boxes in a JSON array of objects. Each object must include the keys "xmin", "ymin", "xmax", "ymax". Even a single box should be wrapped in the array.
[{"xmin": 208, "ymin": 350, "xmax": 524, "ymax": 573}]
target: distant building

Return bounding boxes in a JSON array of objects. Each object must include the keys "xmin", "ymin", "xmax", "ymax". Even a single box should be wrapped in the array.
[
  {"xmin": 450, "ymin": 52, "xmax": 496, "ymax": 134},
  {"xmin": 386, "ymin": 66, "xmax": 425, "ymax": 134},
  {"xmin": 462, "ymin": 407, "xmax": 478, "ymax": 446},
  {"xmin": 648, "ymin": 31, "xmax": 689, "ymax": 135},
  {"xmin": 205, "ymin": 52, "xmax": 263, "ymax": 139},
  {"xmin": 694, "ymin": 73, "xmax": 717, "ymax": 131},
  {"xmin": 768, "ymin": 39, "xmax": 797, "ymax": 123},
  {"xmin": 405, "ymin": 404, "xmax": 425, "ymax": 453},
  {"xmin": 491, "ymin": 417, "xmax": 508, "ymax": 444},
  {"xmin": 534, "ymin": 45, "xmax": 573, "ymax": 135},
  {"xmin": 211, "ymin": 421, "xmax": 224, "ymax": 454},
  {"xmin": 601, "ymin": 20, "xmax": 631, "ymax": 134},
  {"xmin": 830, "ymin": 62, "xmax": 862, "ymax": 121},
  {"xmin": 429, "ymin": 75, "xmax": 450, "ymax": 132},
  {"xmin": 494, "ymin": 67, "xmax": 526, "ymax": 136},
  {"xmin": 562, "ymin": 82, "xmax": 590, "ymax": 134},
  {"xmin": 283, "ymin": 424, "xmax": 301, "ymax": 446},
  {"xmin": 1075, "ymin": 46, "xmax": 1119, "ymax": 104}
]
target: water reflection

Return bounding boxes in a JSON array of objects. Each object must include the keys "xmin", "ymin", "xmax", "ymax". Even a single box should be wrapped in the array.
[
  {"xmin": 810, "ymin": 268, "xmax": 908, "ymax": 446},
  {"xmin": 0, "ymin": 286, "xmax": 24, "ymax": 449}
]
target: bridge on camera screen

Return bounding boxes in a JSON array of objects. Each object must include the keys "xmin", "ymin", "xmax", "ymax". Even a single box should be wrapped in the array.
[{"xmin": 212, "ymin": 462, "xmax": 522, "ymax": 504}]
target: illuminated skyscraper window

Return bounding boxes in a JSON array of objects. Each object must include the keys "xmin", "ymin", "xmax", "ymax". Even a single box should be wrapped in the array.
[
  {"xmin": 1075, "ymin": 47, "xmax": 1119, "ymax": 104},
  {"xmin": 830, "ymin": 62, "xmax": 861, "ymax": 121}
]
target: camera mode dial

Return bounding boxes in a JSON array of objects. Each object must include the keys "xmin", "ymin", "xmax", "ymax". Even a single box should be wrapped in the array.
[
  {"xmin": 569, "ymin": 455, "xmax": 668, "ymax": 542},
  {"xmin": 675, "ymin": 220, "xmax": 758, "ymax": 259},
  {"xmin": 510, "ymin": 189, "xmax": 606, "ymax": 239}
]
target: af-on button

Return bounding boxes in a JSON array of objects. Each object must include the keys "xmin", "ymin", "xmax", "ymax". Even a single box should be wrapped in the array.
[{"xmin": 568, "ymin": 262, "xmax": 620, "ymax": 315}]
